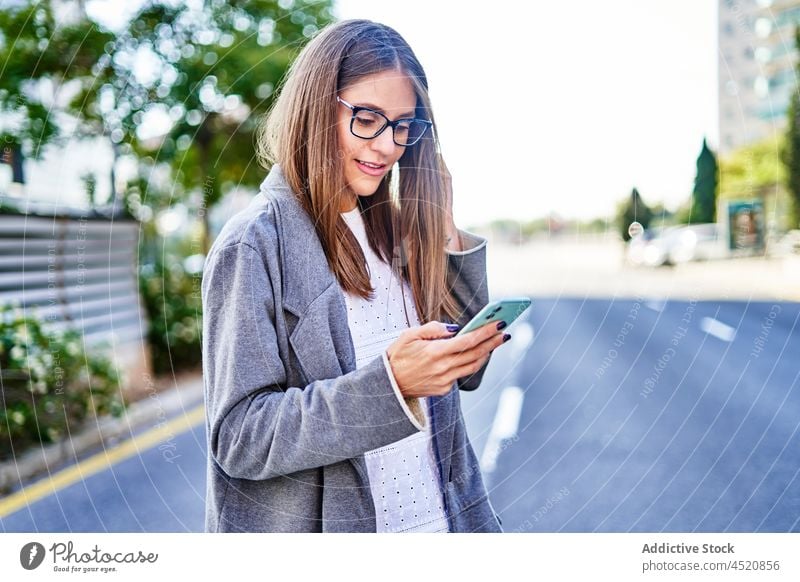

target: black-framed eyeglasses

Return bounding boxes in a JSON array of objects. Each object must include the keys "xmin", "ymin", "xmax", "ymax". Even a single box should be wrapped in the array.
[{"xmin": 337, "ymin": 96, "xmax": 432, "ymax": 147}]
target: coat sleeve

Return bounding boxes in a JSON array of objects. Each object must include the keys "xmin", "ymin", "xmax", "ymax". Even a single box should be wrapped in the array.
[
  {"xmin": 445, "ymin": 227, "xmax": 493, "ymax": 392},
  {"xmin": 201, "ymin": 241, "xmax": 422, "ymax": 481}
]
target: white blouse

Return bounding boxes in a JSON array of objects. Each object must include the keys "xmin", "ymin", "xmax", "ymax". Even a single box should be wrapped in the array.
[{"xmin": 340, "ymin": 205, "xmax": 449, "ymax": 533}]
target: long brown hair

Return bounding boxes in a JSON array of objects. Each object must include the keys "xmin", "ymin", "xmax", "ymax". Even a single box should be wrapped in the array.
[{"xmin": 257, "ymin": 19, "xmax": 462, "ymax": 324}]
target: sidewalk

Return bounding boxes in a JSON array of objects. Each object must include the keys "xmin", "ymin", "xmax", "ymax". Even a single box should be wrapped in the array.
[
  {"xmin": 0, "ymin": 369, "xmax": 204, "ymax": 494},
  {"xmin": 486, "ymin": 233, "xmax": 800, "ymax": 302}
]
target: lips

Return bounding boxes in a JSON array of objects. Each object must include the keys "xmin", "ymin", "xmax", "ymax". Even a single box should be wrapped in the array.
[{"xmin": 355, "ymin": 159, "xmax": 387, "ymax": 176}]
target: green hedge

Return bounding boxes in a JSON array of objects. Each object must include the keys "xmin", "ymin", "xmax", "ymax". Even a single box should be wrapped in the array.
[
  {"xmin": 138, "ymin": 253, "xmax": 203, "ymax": 375},
  {"xmin": 0, "ymin": 304, "xmax": 124, "ymax": 460}
]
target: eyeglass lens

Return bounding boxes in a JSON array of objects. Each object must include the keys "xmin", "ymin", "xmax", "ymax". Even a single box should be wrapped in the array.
[{"xmin": 351, "ymin": 109, "xmax": 427, "ymax": 146}]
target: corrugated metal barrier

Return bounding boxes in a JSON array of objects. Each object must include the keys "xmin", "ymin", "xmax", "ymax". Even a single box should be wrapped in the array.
[{"xmin": 0, "ymin": 212, "xmax": 150, "ymax": 386}]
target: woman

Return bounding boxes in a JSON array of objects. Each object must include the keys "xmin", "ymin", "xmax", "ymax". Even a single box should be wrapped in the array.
[{"xmin": 201, "ymin": 19, "xmax": 511, "ymax": 533}]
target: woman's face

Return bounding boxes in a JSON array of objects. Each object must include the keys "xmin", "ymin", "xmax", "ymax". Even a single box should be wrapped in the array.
[{"xmin": 337, "ymin": 69, "xmax": 417, "ymax": 212}]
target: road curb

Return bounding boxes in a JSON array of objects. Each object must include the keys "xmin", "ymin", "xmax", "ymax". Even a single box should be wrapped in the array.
[{"xmin": 0, "ymin": 373, "xmax": 204, "ymax": 494}]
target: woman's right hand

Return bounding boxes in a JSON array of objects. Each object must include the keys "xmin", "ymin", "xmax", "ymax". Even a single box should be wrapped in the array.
[{"xmin": 385, "ymin": 321, "xmax": 509, "ymax": 398}]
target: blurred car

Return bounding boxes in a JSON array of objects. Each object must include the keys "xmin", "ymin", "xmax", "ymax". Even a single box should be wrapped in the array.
[
  {"xmin": 627, "ymin": 224, "xmax": 728, "ymax": 267},
  {"xmin": 626, "ymin": 226, "xmax": 680, "ymax": 267},
  {"xmin": 668, "ymin": 223, "xmax": 728, "ymax": 264}
]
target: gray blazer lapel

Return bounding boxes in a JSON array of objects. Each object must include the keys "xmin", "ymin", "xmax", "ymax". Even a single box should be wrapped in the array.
[{"xmin": 260, "ymin": 167, "xmax": 359, "ymax": 382}]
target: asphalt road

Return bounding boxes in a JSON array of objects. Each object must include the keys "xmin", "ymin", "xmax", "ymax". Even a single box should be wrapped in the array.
[
  {"xmin": 2, "ymin": 297, "xmax": 797, "ymax": 532},
  {"xmin": 465, "ymin": 297, "xmax": 799, "ymax": 532},
  {"xmin": 0, "ymin": 419, "xmax": 206, "ymax": 532}
]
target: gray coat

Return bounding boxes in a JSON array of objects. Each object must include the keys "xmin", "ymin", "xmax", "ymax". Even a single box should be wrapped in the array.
[{"xmin": 201, "ymin": 163, "xmax": 503, "ymax": 532}]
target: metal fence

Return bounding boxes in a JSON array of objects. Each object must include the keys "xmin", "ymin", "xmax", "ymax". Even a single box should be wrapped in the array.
[{"xmin": 0, "ymin": 212, "xmax": 149, "ymax": 386}]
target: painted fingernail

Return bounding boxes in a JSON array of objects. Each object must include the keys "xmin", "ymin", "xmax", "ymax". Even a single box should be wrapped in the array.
[
  {"xmin": 496, "ymin": 321, "xmax": 507, "ymax": 331},
  {"xmin": 502, "ymin": 333, "xmax": 511, "ymax": 342},
  {"xmin": 446, "ymin": 324, "xmax": 461, "ymax": 332}
]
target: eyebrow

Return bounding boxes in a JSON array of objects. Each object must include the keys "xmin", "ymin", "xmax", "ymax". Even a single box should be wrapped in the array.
[{"xmin": 353, "ymin": 102, "xmax": 416, "ymax": 119}]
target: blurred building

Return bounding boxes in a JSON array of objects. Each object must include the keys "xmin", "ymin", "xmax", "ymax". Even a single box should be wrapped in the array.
[{"xmin": 719, "ymin": 0, "xmax": 800, "ymax": 154}]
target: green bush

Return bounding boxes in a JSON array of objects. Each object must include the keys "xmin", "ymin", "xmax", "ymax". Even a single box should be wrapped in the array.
[
  {"xmin": 0, "ymin": 304, "xmax": 124, "ymax": 460},
  {"xmin": 138, "ymin": 253, "xmax": 203, "ymax": 375}
]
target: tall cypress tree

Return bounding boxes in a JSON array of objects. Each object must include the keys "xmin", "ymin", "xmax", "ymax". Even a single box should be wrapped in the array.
[
  {"xmin": 690, "ymin": 138, "xmax": 718, "ymax": 224},
  {"xmin": 783, "ymin": 25, "xmax": 800, "ymax": 229}
]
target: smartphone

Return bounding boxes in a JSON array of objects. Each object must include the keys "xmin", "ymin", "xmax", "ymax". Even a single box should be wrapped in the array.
[{"xmin": 454, "ymin": 297, "xmax": 532, "ymax": 337}]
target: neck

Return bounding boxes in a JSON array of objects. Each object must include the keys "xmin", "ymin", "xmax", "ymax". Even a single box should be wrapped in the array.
[{"xmin": 340, "ymin": 194, "xmax": 358, "ymax": 213}]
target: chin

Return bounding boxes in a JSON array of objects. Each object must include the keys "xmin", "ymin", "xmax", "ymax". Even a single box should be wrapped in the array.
[{"xmin": 348, "ymin": 177, "xmax": 382, "ymax": 197}]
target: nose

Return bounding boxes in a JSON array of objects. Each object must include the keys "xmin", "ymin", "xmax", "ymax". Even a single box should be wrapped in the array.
[{"xmin": 370, "ymin": 124, "xmax": 399, "ymax": 157}]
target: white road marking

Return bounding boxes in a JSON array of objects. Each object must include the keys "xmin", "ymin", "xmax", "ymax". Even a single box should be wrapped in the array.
[
  {"xmin": 700, "ymin": 316, "xmax": 736, "ymax": 342},
  {"xmin": 508, "ymin": 321, "xmax": 534, "ymax": 359},
  {"xmin": 480, "ymin": 385, "xmax": 525, "ymax": 474}
]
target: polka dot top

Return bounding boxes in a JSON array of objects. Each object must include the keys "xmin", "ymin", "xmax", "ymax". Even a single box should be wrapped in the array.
[{"xmin": 340, "ymin": 204, "xmax": 449, "ymax": 533}]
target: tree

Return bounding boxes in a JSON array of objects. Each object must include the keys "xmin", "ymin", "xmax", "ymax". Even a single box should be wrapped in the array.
[
  {"xmin": 0, "ymin": 2, "xmax": 114, "ymax": 180},
  {"xmin": 784, "ymin": 25, "xmax": 800, "ymax": 229},
  {"xmin": 721, "ymin": 136, "xmax": 785, "ymax": 198},
  {"xmin": 721, "ymin": 137, "xmax": 793, "ymax": 233},
  {"xmin": 617, "ymin": 187, "xmax": 652, "ymax": 242},
  {"xmin": 688, "ymin": 138, "xmax": 718, "ymax": 224},
  {"xmin": 110, "ymin": 1, "xmax": 334, "ymax": 251},
  {"xmin": 0, "ymin": 0, "xmax": 335, "ymax": 250}
]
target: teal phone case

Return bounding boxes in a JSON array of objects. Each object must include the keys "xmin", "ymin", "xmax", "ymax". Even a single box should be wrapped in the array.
[{"xmin": 455, "ymin": 297, "xmax": 532, "ymax": 336}]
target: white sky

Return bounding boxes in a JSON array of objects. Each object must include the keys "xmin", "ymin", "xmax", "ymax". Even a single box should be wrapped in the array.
[
  {"xmin": 335, "ymin": 0, "xmax": 719, "ymax": 225},
  {"xmin": 19, "ymin": 0, "xmax": 719, "ymax": 227}
]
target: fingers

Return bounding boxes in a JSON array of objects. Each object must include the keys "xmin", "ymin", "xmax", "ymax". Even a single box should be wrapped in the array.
[
  {"xmin": 444, "ymin": 352, "xmax": 491, "ymax": 388},
  {"xmin": 447, "ymin": 331, "xmax": 506, "ymax": 371},
  {"xmin": 392, "ymin": 320, "xmax": 509, "ymax": 398},
  {"xmin": 405, "ymin": 320, "xmax": 460, "ymax": 341},
  {"xmin": 438, "ymin": 319, "xmax": 504, "ymax": 356}
]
